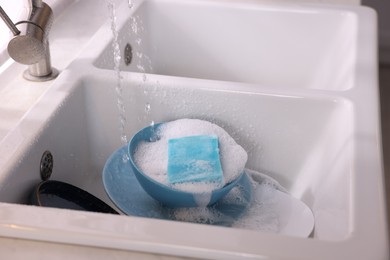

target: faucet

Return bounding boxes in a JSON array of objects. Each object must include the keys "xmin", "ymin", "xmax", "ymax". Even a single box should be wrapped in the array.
[{"xmin": 0, "ymin": 0, "xmax": 58, "ymax": 81}]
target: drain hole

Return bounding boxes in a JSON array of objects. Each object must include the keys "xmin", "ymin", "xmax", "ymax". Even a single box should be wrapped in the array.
[
  {"xmin": 124, "ymin": 43, "xmax": 132, "ymax": 66},
  {"xmin": 40, "ymin": 150, "xmax": 53, "ymax": 181}
]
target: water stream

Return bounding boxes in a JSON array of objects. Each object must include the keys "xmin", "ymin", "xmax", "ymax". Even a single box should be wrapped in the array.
[
  {"xmin": 107, "ymin": 1, "xmax": 128, "ymax": 151},
  {"xmin": 107, "ymin": 1, "xmax": 155, "ymax": 151}
]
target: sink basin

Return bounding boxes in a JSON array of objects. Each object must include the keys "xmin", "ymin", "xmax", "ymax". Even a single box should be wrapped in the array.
[
  {"xmin": 0, "ymin": 0, "xmax": 387, "ymax": 259},
  {"xmin": 96, "ymin": 0, "xmax": 358, "ymax": 90}
]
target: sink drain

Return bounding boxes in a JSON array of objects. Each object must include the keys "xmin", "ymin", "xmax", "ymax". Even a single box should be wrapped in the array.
[{"xmin": 40, "ymin": 150, "xmax": 53, "ymax": 181}]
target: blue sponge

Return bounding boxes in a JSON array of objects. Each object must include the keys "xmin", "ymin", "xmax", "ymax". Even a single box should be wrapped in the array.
[{"xmin": 167, "ymin": 135, "xmax": 223, "ymax": 184}]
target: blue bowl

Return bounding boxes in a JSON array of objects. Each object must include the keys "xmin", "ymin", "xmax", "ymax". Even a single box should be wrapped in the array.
[{"xmin": 128, "ymin": 123, "xmax": 244, "ymax": 208}]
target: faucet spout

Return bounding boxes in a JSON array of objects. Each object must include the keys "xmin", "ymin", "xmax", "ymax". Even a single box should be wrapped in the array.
[{"xmin": 0, "ymin": 1, "xmax": 58, "ymax": 81}]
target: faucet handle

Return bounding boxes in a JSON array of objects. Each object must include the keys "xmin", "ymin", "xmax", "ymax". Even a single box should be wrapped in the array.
[
  {"xmin": 0, "ymin": 6, "xmax": 21, "ymax": 36},
  {"xmin": 1, "ymin": 3, "xmax": 58, "ymax": 81}
]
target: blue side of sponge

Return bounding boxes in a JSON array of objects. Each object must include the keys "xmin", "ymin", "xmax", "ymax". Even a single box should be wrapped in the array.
[{"xmin": 167, "ymin": 135, "xmax": 223, "ymax": 184}]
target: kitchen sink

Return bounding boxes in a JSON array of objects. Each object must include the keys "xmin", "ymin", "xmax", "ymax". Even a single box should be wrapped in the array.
[{"xmin": 0, "ymin": 0, "xmax": 386, "ymax": 259}]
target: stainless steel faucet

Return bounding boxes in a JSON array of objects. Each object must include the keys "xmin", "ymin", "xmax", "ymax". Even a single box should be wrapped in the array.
[{"xmin": 0, "ymin": 0, "xmax": 58, "ymax": 81}]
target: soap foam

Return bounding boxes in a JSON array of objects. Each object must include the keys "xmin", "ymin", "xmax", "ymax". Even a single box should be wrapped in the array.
[
  {"xmin": 172, "ymin": 207, "xmax": 224, "ymax": 225},
  {"xmin": 167, "ymin": 169, "xmax": 284, "ymax": 234},
  {"xmin": 133, "ymin": 118, "xmax": 248, "ymax": 193},
  {"xmin": 231, "ymin": 182, "xmax": 280, "ymax": 232}
]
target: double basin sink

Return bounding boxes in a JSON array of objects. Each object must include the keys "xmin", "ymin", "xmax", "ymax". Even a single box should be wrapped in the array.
[{"xmin": 0, "ymin": 0, "xmax": 387, "ymax": 259}]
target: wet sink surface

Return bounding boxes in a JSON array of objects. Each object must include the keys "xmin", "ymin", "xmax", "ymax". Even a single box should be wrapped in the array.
[{"xmin": 0, "ymin": 0, "xmax": 387, "ymax": 259}]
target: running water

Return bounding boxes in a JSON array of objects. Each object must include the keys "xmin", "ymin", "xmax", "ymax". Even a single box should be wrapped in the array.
[
  {"xmin": 107, "ymin": 1, "xmax": 129, "ymax": 161},
  {"xmin": 107, "ymin": 1, "xmax": 153, "ymax": 159},
  {"xmin": 130, "ymin": 15, "xmax": 154, "ymax": 127}
]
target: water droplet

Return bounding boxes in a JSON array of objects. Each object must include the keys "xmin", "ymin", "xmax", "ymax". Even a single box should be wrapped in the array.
[
  {"xmin": 122, "ymin": 153, "xmax": 129, "ymax": 162},
  {"xmin": 121, "ymin": 133, "xmax": 128, "ymax": 142},
  {"xmin": 128, "ymin": 0, "xmax": 134, "ymax": 9},
  {"xmin": 114, "ymin": 54, "xmax": 121, "ymax": 64},
  {"xmin": 137, "ymin": 64, "xmax": 145, "ymax": 72},
  {"xmin": 145, "ymin": 103, "xmax": 151, "ymax": 113},
  {"xmin": 131, "ymin": 19, "xmax": 138, "ymax": 34}
]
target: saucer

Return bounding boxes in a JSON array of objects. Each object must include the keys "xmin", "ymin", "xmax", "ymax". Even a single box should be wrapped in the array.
[{"xmin": 103, "ymin": 146, "xmax": 314, "ymax": 237}]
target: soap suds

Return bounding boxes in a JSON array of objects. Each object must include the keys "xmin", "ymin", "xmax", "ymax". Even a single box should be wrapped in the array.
[
  {"xmin": 167, "ymin": 169, "xmax": 285, "ymax": 234},
  {"xmin": 133, "ymin": 119, "xmax": 248, "ymax": 193},
  {"xmin": 231, "ymin": 182, "xmax": 280, "ymax": 232}
]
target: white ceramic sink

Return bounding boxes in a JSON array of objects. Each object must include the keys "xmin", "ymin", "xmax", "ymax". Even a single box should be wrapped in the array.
[
  {"xmin": 96, "ymin": 0, "xmax": 358, "ymax": 90},
  {"xmin": 0, "ymin": 0, "xmax": 387, "ymax": 259}
]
